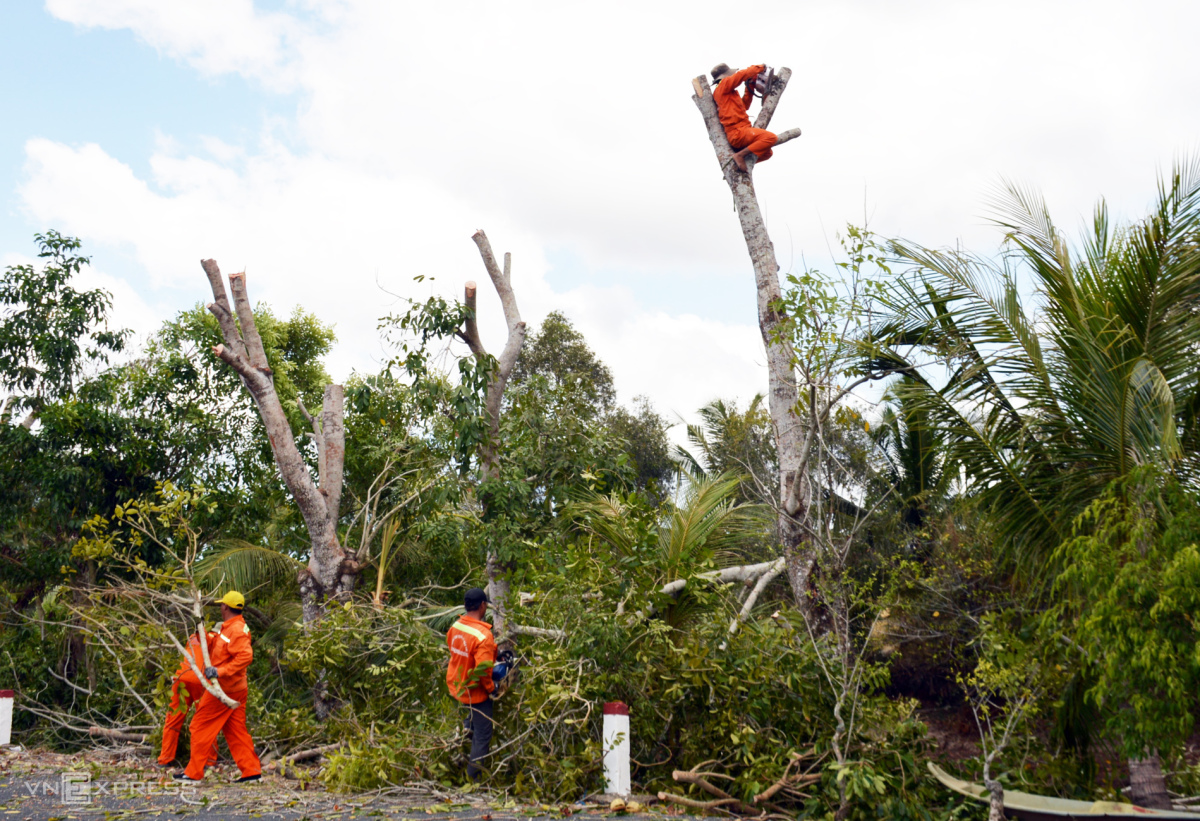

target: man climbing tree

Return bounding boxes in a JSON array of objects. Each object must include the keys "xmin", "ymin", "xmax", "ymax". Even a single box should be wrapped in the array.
[
  {"xmin": 689, "ymin": 68, "xmax": 808, "ymax": 608},
  {"xmin": 711, "ymin": 63, "xmax": 778, "ymax": 172}
]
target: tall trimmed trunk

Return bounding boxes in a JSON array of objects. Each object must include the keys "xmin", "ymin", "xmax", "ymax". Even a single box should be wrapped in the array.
[
  {"xmin": 458, "ymin": 231, "xmax": 526, "ymax": 639},
  {"xmin": 200, "ymin": 261, "xmax": 353, "ymax": 717},
  {"xmin": 689, "ymin": 71, "xmax": 813, "ymax": 611}
]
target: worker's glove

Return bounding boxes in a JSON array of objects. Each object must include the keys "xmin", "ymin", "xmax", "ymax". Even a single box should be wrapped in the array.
[
  {"xmin": 491, "ymin": 662, "xmax": 509, "ymax": 683},
  {"xmin": 204, "ymin": 666, "xmax": 218, "ymax": 680}
]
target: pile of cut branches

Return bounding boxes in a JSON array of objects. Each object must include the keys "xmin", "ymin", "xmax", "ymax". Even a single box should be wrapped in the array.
[{"xmin": 657, "ymin": 749, "xmax": 823, "ymax": 817}]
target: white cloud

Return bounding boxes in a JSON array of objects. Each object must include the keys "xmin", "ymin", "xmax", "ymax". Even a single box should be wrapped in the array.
[
  {"xmin": 25, "ymin": 0, "xmax": 1200, "ymax": 439},
  {"xmin": 44, "ymin": 0, "xmax": 312, "ymax": 91}
]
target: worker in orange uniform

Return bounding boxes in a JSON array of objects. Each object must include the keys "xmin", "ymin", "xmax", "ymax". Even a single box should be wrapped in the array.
[
  {"xmin": 156, "ymin": 630, "xmax": 220, "ymax": 768},
  {"xmin": 711, "ymin": 63, "xmax": 778, "ymax": 172},
  {"xmin": 446, "ymin": 587, "xmax": 509, "ymax": 780},
  {"xmin": 174, "ymin": 591, "xmax": 261, "ymax": 783}
]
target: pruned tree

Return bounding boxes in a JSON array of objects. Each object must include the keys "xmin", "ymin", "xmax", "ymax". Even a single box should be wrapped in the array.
[
  {"xmin": 689, "ymin": 69, "xmax": 812, "ymax": 607},
  {"xmin": 456, "ymin": 230, "xmax": 527, "ymax": 637},
  {"xmin": 199, "ymin": 260, "xmax": 354, "ymax": 629}
]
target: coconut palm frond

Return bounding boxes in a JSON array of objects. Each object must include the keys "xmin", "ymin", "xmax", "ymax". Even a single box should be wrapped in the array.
[
  {"xmin": 195, "ymin": 540, "xmax": 303, "ymax": 594},
  {"xmin": 658, "ymin": 472, "xmax": 768, "ymax": 578},
  {"xmin": 877, "ymin": 156, "xmax": 1200, "ymax": 572},
  {"xmin": 563, "ymin": 492, "xmax": 640, "ymax": 559},
  {"xmin": 259, "ymin": 601, "xmax": 303, "ymax": 645},
  {"xmin": 419, "ymin": 605, "xmax": 464, "ymax": 634}
]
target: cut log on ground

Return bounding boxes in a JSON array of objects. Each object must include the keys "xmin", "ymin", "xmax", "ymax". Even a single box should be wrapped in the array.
[
  {"xmin": 267, "ymin": 742, "xmax": 347, "ymax": 768},
  {"xmin": 87, "ymin": 726, "xmax": 147, "ymax": 743}
]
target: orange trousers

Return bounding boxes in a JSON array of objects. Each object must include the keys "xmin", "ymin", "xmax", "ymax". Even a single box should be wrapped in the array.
[
  {"xmin": 184, "ymin": 689, "xmax": 261, "ymax": 781},
  {"xmin": 727, "ymin": 125, "xmax": 777, "ymax": 162},
  {"xmin": 158, "ymin": 678, "xmax": 219, "ymax": 766}
]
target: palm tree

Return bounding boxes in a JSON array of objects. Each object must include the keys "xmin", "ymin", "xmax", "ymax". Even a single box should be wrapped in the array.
[
  {"xmin": 569, "ymin": 473, "xmax": 771, "ymax": 630},
  {"xmin": 672, "ymin": 396, "xmax": 777, "ymax": 505},
  {"xmin": 873, "ymin": 159, "xmax": 1200, "ymax": 807},
  {"xmin": 870, "ymin": 385, "xmax": 951, "ymax": 532}
]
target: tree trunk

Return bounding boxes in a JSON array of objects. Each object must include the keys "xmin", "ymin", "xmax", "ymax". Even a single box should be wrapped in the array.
[
  {"xmin": 690, "ymin": 71, "xmax": 814, "ymax": 612},
  {"xmin": 64, "ymin": 560, "xmax": 97, "ymax": 691},
  {"xmin": 459, "ymin": 231, "xmax": 526, "ymax": 639},
  {"xmin": 200, "ymin": 261, "xmax": 353, "ymax": 717},
  {"xmin": 984, "ymin": 778, "xmax": 1005, "ymax": 821},
  {"xmin": 1128, "ymin": 752, "xmax": 1172, "ymax": 810}
]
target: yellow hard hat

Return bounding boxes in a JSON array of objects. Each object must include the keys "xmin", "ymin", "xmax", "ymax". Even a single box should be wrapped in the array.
[{"xmin": 216, "ymin": 591, "xmax": 245, "ymax": 609}]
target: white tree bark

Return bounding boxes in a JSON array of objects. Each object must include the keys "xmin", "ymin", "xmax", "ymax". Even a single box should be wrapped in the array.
[
  {"xmin": 456, "ymin": 231, "xmax": 527, "ymax": 639},
  {"xmin": 200, "ymin": 261, "xmax": 354, "ymax": 629},
  {"xmin": 729, "ymin": 557, "xmax": 786, "ymax": 635},
  {"xmin": 690, "ymin": 70, "xmax": 815, "ymax": 611}
]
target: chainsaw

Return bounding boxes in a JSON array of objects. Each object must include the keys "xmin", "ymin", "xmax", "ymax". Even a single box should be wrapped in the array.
[
  {"xmin": 490, "ymin": 649, "xmax": 523, "ymax": 701},
  {"xmin": 753, "ymin": 65, "xmax": 776, "ymax": 99}
]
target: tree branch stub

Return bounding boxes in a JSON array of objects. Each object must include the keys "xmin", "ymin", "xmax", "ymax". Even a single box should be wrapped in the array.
[
  {"xmin": 200, "ymin": 259, "xmax": 247, "ymax": 362},
  {"xmin": 226, "ymin": 272, "xmax": 272, "ymax": 375}
]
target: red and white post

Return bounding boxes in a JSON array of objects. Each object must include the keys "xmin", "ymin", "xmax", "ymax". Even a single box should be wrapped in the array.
[
  {"xmin": 602, "ymin": 701, "xmax": 630, "ymax": 796},
  {"xmin": 0, "ymin": 690, "xmax": 13, "ymax": 746}
]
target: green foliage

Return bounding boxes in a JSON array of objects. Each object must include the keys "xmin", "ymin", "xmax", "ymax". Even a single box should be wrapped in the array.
[
  {"xmin": 1052, "ymin": 468, "xmax": 1200, "ymax": 760},
  {"xmin": 605, "ymin": 395, "xmax": 674, "ymax": 499},
  {"xmin": 876, "ymin": 159, "xmax": 1200, "ymax": 569},
  {"xmin": 673, "ymin": 395, "xmax": 777, "ymax": 506},
  {"xmin": 381, "ymin": 287, "xmax": 496, "ymax": 473},
  {"xmin": 570, "ymin": 472, "xmax": 768, "ymax": 583},
  {"xmin": 0, "ymin": 231, "xmax": 127, "ymax": 415},
  {"xmin": 511, "ymin": 310, "xmax": 615, "ymax": 409}
]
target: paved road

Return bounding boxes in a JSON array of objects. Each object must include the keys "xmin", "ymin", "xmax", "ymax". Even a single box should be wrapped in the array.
[{"xmin": 0, "ymin": 753, "xmax": 670, "ymax": 821}]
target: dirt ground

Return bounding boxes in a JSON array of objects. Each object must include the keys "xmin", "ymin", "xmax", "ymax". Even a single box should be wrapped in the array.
[{"xmin": 0, "ymin": 747, "xmax": 674, "ymax": 821}]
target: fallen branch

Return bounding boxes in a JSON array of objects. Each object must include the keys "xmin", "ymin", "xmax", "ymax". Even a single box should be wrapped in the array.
[
  {"xmin": 657, "ymin": 792, "xmax": 742, "ymax": 811},
  {"xmin": 729, "ymin": 557, "xmax": 787, "ymax": 635},
  {"xmin": 509, "ymin": 624, "xmax": 566, "ymax": 641},
  {"xmin": 268, "ymin": 742, "xmax": 346, "ymax": 769},
  {"xmin": 754, "ymin": 771, "xmax": 821, "ymax": 803},
  {"xmin": 660, "ymin": 560, "xmax": 784, "ymax": 597},
  {"xmin": 88, "ymin": 726, "xmax": 148, "ymax": 743},
  {"xmin": 670, "ymin": 768, "xmax": 759, "ymax": 815}
]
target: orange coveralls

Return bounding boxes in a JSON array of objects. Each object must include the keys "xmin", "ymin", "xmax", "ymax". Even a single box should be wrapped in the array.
[
  {"xmin": 183, "ymin": 615, "xmax": 261, "ymax": 781},
  {"xmin": 714, "ymin": 64, "xmax": 778, "ymax": 162},
  {"xmin": 157, "ymin": 633, "xmax": 220, "ymax": 766},
  {"xmin": 446, "ymin": 616, "xmax": 496, "ymax": 704}
]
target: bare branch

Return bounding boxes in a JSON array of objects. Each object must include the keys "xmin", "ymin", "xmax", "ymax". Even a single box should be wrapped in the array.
[
  {"xmin": 729, "ymin": 557, "xmax": 786, "ymax": 635},
  {"xmin": 471, "ymin": 230, "xmax": 526, "ymax": 381},
  {"xmin": 461, "ymin": 281, "xmax": 485, "ymax": 357},
  {"xmin": 211, "ymin": 344, "xmax": 259, "ymax": 384},
  {"xmin": 509, "ymin": 624, "xmax": 566, "ymax": 641},
  {"xmin": 89, "ymin": 726, "xmax": 148, "ymax": 744},
  {"xmin": 227, "ymin": 272, "xmax": 272, "ymax": 374},
  {"xmin": 200, "ymin": 259, "xmax": 248, "ymax": 362},
  {"xmin": 774, "ymin": 127, "xmax": 802, "ymax": 146},
  {"xmin": 267, "ymin": 741, "xmax": 346, "ymax": 769}
]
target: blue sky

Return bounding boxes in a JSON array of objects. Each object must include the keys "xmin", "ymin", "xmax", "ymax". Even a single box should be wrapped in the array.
[
  {"xmin": 0, "ymin": 3, "xmax": 299, "ymax": 310},
  {"xmin": 5, "ymin": 1, "xmax": 1200, "ymax": 425}
]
